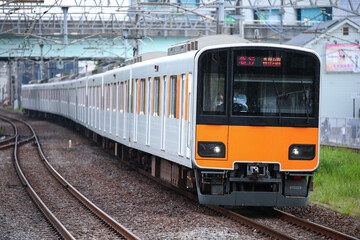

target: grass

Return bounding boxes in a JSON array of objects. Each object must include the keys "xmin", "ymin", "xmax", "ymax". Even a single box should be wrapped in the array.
[
  {"xmin": 310, "ymin": 146, "xmax": 360, "ymax": 219},
  {"xmin": 2, "ymin": 105, "xmax": 23, "ymax": 112}
]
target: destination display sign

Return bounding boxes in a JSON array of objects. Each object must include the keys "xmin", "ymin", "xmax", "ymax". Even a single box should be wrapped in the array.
[{"xmin": 237, "ymin": 56, "xmax": 281, "ymax": 67}]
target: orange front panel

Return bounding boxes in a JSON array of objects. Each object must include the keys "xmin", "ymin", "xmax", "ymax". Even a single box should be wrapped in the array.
[
  {"xmin": 195, "ymin": 125, "xmax": 319, "ymax": 171},
  {"xmin": 195, "ymin": 125, "xmax": 228, "ymax": 161}
]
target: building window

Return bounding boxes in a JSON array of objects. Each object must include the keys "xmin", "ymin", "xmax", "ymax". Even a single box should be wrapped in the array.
[
  {"xmin": 343, "ymin": 27, "xmax": 349, "ymax": 35},
  {"xmin": 253, "ymin": 9, "xmax": 280, "ymax": 24},
  {"xmin": 296, "ymin": 7, "xmax": 332, "ymax": 24}
]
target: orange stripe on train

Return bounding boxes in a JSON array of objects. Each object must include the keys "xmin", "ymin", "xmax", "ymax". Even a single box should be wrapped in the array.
[{"xmin": 195, "ymin": 125, "xmax": 318, "ymax": 171}]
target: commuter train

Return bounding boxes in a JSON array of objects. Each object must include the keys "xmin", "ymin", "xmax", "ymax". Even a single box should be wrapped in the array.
[{"xmin": 22, "ymin": 42, "xmax": 321, "ymax": 207}]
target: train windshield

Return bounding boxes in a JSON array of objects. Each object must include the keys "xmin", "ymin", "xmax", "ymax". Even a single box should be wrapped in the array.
[
  {"xmin": 232, "ymin": 49, "xmax": 316, "ymax": 117},
  {"xmin": 197, "ymin": 47, "xmax": 320, "ymax": 126}
]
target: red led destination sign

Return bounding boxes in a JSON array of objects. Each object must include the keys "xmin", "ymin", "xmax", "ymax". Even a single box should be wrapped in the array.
[{"xmin": 237, "ymin": 56, "xmax": 281, "ymax": 67}]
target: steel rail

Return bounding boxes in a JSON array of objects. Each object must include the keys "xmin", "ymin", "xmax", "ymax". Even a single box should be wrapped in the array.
[
  {"xmin": 0, "ymin": 116, "xmax": 17, "ymax": 146},
  {"xmin": 15, "ymin": 117, "xmax": 139, "ymax": 240},
  {"xmin": 11, "ymin": 124, "xmax": 75, "ymax": 240},
  {"xmin": 129, "ymin": 162, "xmax": 296, "ymax": 240},
  {"xmin": 0, "ymin": 136, "xmax": 35, "ymax": 150},
  {"xmin": 127, "ymin": 158, "xmax": 358, "ymax": 240},
  {"xmin": 274, "ymin": 208, "xmax": 359, "ymax": 240}
]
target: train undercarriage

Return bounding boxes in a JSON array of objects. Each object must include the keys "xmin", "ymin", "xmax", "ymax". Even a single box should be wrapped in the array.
[{"xmin": 24, "ymin": 109, "xmax": 314, "ymax": 207}]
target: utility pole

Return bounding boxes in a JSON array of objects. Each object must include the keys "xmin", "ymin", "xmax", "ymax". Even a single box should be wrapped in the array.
[
  {"xmin": 124, "ymin": 30, "xmax": 128, "ymax": 59},
  {"xmin": 8, "ymin": 61, "xmax": 12, "ymax": 105},
  {"xmin": 133, "ymin": 4, "xmax": 140, "ymax": 57},
  {"xmin": 39, "ymin": 40, "xmax": 44, "ymax": 80},
  {"xmin": 62, "ymin": 7, "xmax": 69, "ymax": 45},
  {"xmin": 235, "ymin": 0, "xmax": 244, "ymax": 37},
  {"xmin": 280, "ymin": 0, "xmax": 284, "ymax": 43},
  {"xmin": 217, "ymin": 0, "xmax": 225, "ymax": 34}
]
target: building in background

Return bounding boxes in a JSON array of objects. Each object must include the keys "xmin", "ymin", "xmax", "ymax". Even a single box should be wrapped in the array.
[
  {"xmin": 286, "ymin": 18, "xmax": 360, "ymax": 119},
  {"xmin": 0, "ymin": 62, "xmax": 8, "ymax": 104}
]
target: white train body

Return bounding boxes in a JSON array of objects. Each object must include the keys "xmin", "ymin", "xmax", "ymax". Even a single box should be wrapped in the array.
[
  {"xmin": 22, "ymin": 43, "xmax": 321, "ymax": 207},
  {"xmin": 23, "ymin": 51, "xmax": 196, "ymax": 169}
]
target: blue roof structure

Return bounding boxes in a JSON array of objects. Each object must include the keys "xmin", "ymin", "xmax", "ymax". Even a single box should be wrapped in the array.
[{"xmin": 286, "ymin": 19, "xmax": 341, "ymax": 46}]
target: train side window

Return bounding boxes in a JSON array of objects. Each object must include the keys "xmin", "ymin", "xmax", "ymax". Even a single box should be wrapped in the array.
[
  {"xmin": 130, "ymin": 79, "xmax": 135, "ymax": 113},
  {"xmin": 139, "ymin": 78, "xmax": 146, "ymax": 114},
  {"xmin": 119, "ymin": 82, "xmax": 123, "ymax": 112},
  {"xmin": 93, "ymin": 87, "xmax": 96, "ymax": 108},
  {"xmin": 106, "ymin": 84, "xmax": 110, "ymax": 111},
  {"xmin": 153, "ymin": 77, "xmax": 160, "ymax": 116},
  {"xmin": 169, "ymin": 75, "xmax": 178, "ymax": 118},
  {"xmin": 97, "ymin": 86, "xmax": 101, "ymax": 110},
  {"xmin": 112, "ymin": 83, "xmax": 116, "ymax": 111}
]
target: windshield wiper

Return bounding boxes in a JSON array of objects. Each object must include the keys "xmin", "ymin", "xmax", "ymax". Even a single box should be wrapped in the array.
[
  {"xmin": 272, "ymin": 79, "xmax": 282, "ymax": 125},
  {"xmin": 300, "ymin": 79, "xmax": 310, "ymax": 124}
]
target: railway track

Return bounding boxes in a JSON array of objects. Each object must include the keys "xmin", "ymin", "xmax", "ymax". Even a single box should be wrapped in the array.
[
  {"xmin": 128, "ymin": 159, "xmax": 359, "ymax": 240},
  {"xmin": 0, "ymin": 116, "xmax": 35, "ymax": 150},
  {"xmin": 1, "ymin": 114, "xmax": 139, "ymax": 240},
  {"xmin": 273, "ymin": 208, "xmax": 358, "ymax": 240},
  {"xmin": 2, "ymin": 108, "xmax": 358, "ymax": 239},
  {"xmin": 0, "ymin": 116, "xmax": 17, "ymax": 147}
]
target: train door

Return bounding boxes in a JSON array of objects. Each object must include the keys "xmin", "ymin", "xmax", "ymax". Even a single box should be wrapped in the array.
[
  {"xmin": 94, "ymin": 86, "xmax": 97, "ymax": 128},
  {"xmin": 92, "ymin": 86, "xmax": 95, "ymax": 127},
  {"xmin": 116, "ymin": 82, "xmax": 120, "ymax": 137},
  {"xmin": 178, "ymin": 74, "xmax": 187, "ymax": 156},
  {"xmin": 108, "ymin": 83, "xmax": 112, "ymax": 133},
  {"xmin": 76, "ymin": 87, "xmax": 78, "ymax": 120},
  {"xmin": 85, "ymin": 80, "xmax": 88, "ymax": 125},
  {"xmin": 97, "ymin": 85, "xmax": 101, "ymax": 130},
  {"xmin": 67, "ymin": 87, "xmax": 70, "ymax": 117},
  {"xmin": 103, "ymin": 83, "xmax": 107, "ymax": 133},
  {"xmin": 123, "ymin": 80, "xmax": 128, "ymax": 141},
  {"xmin": 133, "ymin": 79, "xmax": 139, "ymax": 142},
  {"xmin": 186, "ymin": 73, "xmax": 192, "ymax": 159},
  {"xmin": 146, "ymin": 77, "xmax": 152, "ymax": 146},
  {"xmin": 160, "ymin": 76, "xmax": 167, "ymax": 150},
  {"xmin": 88, "ymin": 86, "xmax": 91, "ymax": 127}
]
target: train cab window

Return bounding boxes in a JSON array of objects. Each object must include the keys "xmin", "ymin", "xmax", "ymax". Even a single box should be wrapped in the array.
[
  {"xmin": 232, "ymin": 49, "xmax": 317, "ymax": 117},
  {"xmin": 169, "ymin": 75, "xmax": 178, "ymax": 118},
  {"xmin": 198, "ymin": 50, "xmax": 227, "ymax": 115},
  {"xmin": 153, "ymin": 77, "xmax": 161, "ymax": 116}
]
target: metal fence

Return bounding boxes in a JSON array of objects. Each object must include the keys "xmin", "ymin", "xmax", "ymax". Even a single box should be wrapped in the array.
[{"xmin": 320, "ymin": 117, "xmax": 360, "ymax": 149}]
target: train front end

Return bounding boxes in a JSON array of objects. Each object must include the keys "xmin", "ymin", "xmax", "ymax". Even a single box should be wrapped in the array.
[{"xmin": 193, "ymin": 44, "xmax": 321, "ymax": 206}]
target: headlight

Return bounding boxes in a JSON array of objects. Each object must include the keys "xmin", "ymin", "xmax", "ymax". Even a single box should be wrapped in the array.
[
  {"xmin": 289, "ymin": 144, "xmax": 316, "ymax": 160},
  {"xmin": 198, "ymin": 142, "xmax": 226, "ymax": 158}
]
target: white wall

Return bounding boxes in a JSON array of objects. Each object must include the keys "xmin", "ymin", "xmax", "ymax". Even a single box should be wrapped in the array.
[{"xmin": 305, "ymin": 22, "xmax": 360, "ymax": 118}]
